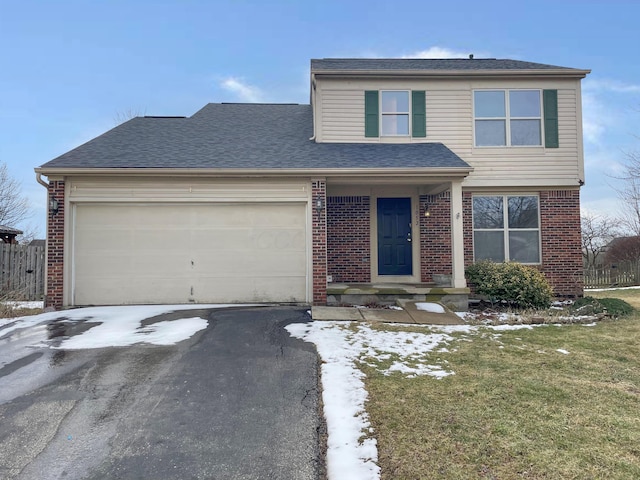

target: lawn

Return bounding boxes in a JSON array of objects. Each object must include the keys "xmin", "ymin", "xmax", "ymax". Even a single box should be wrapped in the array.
[{"xmin": 362, "ymin": 289, "xmax": 640, "ymax": 479}]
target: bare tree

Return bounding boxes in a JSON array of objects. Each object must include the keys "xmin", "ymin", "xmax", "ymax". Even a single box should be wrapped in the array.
[
  {"xmin": 603, "ymin": 235, "xmax": 640, "ymax": 264},
  {"xmin": 615, "ymin": 150, "xmax": 640, "ymax": 235},
  {"xmin": 114, "ymin": 107, "xmax": 146, "ymax": 126},
  {"xmin": 581, "ymin": 212, "xmax": 619, "ymax": 269},
  {"xmin": 0, "ymin": 162, "xmax": 31, "ymax": 227},
  {"xmin": 16, "ymin": 223, "xmax": 39, "ymax": 244}
]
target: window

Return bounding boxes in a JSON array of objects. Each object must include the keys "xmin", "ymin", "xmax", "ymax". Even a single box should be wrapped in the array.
[
  {"xmin": 473, "ymin": 195, "xmax": 540, "ymax": 263},
  {"xmin": 474, "ymin": 90, "xmax": 542, "ymax": 147},
  {"xmin": 364, "ymin": 90, "xmax": 426, "ymax": 138},
  {"xmin": 381, "ymin": 91, "xmax": 409, "ymax": 135}
]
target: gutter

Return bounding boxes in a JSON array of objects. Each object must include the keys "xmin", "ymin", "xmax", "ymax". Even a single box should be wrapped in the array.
[
  {"xmin": 35, "ymin": 166, "xmax": 474, "ymax": 178},
  {"xmin": 311, "ymin": 68, "xmax": 591, "ymax": 79}
]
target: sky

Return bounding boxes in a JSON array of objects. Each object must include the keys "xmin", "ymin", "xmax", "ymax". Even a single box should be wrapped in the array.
[{"xmin": 1, "ymin": 0, "xmax": 639, "ymax": 238}]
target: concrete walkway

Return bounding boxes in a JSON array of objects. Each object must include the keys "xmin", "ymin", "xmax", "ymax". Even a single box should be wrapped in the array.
[{"xmin": 311, "ymin": 300, "xmax": 464, "ymax": 325}]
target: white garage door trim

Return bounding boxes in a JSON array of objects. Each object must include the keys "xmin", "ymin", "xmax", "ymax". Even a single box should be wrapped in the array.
[{"xmin": 70, "ymin": 201, "xmax": 310, "ymax": 305}]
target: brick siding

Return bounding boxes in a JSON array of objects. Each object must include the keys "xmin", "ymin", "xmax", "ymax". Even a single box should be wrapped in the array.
[
  {"xmin": 327, "ymin": 196, "xmax": 371, "ymax": 283},
  {"xmin": 312, "ymin": 180, "xmax": 327, "ymax": 304},
  {"xmin": 46, "ymin": 180, "xmax": 65, "ymax": 308},
  {"xmin": 463, "ymin": 190, "xmax": 583, "ymax": 298},
  {"xmin": 420, "ymin": 193, "xmax": 452, "ymax": 282},
  {"xmin": 539, "ymin": 190, "xmax": 583, "ymax": 297}
]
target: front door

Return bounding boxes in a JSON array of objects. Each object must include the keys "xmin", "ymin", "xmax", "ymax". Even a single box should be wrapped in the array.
[{"xmin": 377, "ymin": 197, "xmax": 412, "ymax": 276}]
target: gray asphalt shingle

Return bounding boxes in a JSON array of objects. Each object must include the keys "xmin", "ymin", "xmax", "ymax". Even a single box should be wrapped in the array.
[
  {"xmin": 311, "ymin": 58, "xmax": 585, "ymax": 72},
  {"xmin": 40, "ymin": 103, "xmax": 471, "ymax": 171}
]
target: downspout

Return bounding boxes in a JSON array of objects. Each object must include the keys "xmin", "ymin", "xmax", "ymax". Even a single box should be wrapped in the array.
[
  {"xmin": 36, "ymin": 172, "xmax": 49, "ymax": 188},
  {"xmin": 309, "ymin": 73, "xmax": 317, "ymax": 141},
  {"xmin": 36, "ymin": 172, "xmax": 49, "ymax": 307}
]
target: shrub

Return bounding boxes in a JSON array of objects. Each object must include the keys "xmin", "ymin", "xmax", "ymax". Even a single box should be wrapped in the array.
[
  {"xmin": 465, "ymin": 260, "xmax": 554, "ymax": 309},
  {"xmin": 571, "ymin": 296, "xmax": 634, "ymax": 318}
]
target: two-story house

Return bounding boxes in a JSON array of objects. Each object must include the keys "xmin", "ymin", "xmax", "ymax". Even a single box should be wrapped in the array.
[{"xmin": 36, "ymin": 57, "xmax": 589, "ymax": 309}]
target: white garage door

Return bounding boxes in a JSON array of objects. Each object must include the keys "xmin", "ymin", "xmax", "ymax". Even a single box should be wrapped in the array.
[{"xmin": 73, "ymin": 203, "xmax": 308, "ymax": 305}]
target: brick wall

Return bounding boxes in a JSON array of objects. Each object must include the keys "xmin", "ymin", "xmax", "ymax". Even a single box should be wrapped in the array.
[
  {"xmin": 312, "ymin": 180, "xmax": 327, "ymax": 304},
  {"xmin": 46, "ymin": 180, "xmax": 65, "ymax": 308},
  {"xmin": 327, "ymin": 196, "xmax": 371, "ymax": 283},
  {"xmin": 420, "ymin": 193, "xmax": 452, "ymax": 282},
  {"xmin": 463, "ymin": 190, "xmax": 583, "ymax": 297},
  {"xmin": 539, "ymin": 190, "xmax": 583, "ymax": 297}
]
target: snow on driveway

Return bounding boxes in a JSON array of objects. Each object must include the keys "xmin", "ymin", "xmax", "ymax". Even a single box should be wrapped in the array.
[
  {"xmin": 287, "ymin": 320, "xmax": 545, "ymax": 480},
  {"xmin": 0, "ymin": 304, "xmax": 249, "ymax": 349}
]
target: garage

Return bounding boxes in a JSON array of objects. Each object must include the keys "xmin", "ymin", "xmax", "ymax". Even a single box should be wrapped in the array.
[{"xmin": 72, "ymin": 202, "xmax": 308, "ymax": 305}]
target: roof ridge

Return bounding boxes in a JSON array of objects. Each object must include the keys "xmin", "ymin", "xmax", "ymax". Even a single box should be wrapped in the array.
[{"xmin": 219, "ymin": 102, "xmax": 301, "ymax": 105}]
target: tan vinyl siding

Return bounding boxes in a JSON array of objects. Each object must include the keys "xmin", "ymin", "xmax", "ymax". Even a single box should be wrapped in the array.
[
  {"xmin": 315, "ymin": 77, "xmax": 584, "ymax": 188},
  {"xmin": 318, "ymin": 89, "xmax": 365, "ymax": 142}
]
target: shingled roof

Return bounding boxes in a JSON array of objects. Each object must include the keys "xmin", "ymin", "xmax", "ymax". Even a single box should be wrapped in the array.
[
  {"xmin": 311, "ymin": 58, "xmax": 589, "ymax": 75},
  {"xmin": 0, "ymin": 225, "xmax": 23, "ymax": 235},
  {"xmin": 39, "ymin": 103, "xmax": 471, "ymax": 171}
]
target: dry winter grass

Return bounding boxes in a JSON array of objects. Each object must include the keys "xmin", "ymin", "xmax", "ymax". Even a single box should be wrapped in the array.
[
  {"xmin": 0, "ymin": 299, "xmax": 43, "ymax": 319},
  {"xmin": 363, "ymin": 289, "xmax": 640, "ymax": 479}
]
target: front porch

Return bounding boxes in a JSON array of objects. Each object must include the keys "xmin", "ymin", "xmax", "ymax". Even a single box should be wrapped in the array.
[
  {"xmin": 326, "ymin": 282, "xmax": 470, "ymax": 312},
  {"xmin": 315, "ymin": 176, "xmax": 469, "ymax": 307}
]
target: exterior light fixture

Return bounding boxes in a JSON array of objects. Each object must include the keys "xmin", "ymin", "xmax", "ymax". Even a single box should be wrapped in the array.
[
  {"xmin": 49, "ymin": 197, "xmax": 59, "ymax": 215},
  {"xmin": 315, "ymin": 196, "xmax": 325, "ymax": 212}
]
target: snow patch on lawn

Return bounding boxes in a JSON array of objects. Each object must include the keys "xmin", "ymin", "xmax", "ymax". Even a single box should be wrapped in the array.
[
  {"xmin": 286, "ymin": 321, "xmax": 480, "ymax": 480},
  {"xmin": 2, "ymin": 301, "xmax": 44, "ymax": 310},
  {"xmin": 556, "ymin": 348, "xmax": 570, "ymax": 355},
  {"xmin": 287, "ymin": 320, "xmax": 546, "ymax": 480}
]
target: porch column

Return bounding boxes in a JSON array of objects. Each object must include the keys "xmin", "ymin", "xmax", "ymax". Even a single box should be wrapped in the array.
[
  {"xmin": 311, "ymin": 178, "xmax": 327, "ymax": 304},
  {"xmin": 450, "ymin": 180, "xmax": 467, "ymax": 288}
]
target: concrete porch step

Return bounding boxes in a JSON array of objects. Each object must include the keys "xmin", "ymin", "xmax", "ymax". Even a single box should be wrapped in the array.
[
  {"xmin": 326, "ymin": 283, "xmax": 470, "ymax": 312},
  {"xmin": 311, "ymin": 300, "xmax": 463, "ymax": 325}
]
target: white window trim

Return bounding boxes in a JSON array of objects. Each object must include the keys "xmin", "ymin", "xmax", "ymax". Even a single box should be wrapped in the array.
[
  {"xmin": 380, "ymin": 90, "xmax": 411, "ymax": 137},
  {"xmin": 473, "ymin": 89, "xmax": 543, "ymax": 148},
  {"xmin": 472, "ymin": 194, "xmax": 542, "ymax": 264}
]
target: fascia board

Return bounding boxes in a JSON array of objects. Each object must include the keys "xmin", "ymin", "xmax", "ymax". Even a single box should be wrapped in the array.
[
  {"xmin": 35, "ymin": 166, "xmax": 473, "ymax": 178},
  {"xmin": 312, "ymin": 69, "xmax": 591, "ymax": 79}
]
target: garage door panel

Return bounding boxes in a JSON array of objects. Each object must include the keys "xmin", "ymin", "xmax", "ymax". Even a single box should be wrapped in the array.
[
  {"xmin": 193, "ymin": 276, "xmax": 307, "ymax": 303},
  {"xmin": 73, "ymin": 203, "xmax": 308, "ymax": 305},
  {"xmin": 77, "ymin": 277, "xmax": 190, "ymax": 305},
  {"xmin": 194, "ymin": 251, "xmax": 306, "ymax": 276}
]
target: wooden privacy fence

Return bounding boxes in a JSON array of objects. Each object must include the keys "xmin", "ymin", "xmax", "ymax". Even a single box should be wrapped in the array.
[
  {"xmin": 584, "ymin": 261, "xmax": 640, "ymax": 289},
  {"xmin": 0, "ymin": 244, "xmax": 45, "ymax": 300}
]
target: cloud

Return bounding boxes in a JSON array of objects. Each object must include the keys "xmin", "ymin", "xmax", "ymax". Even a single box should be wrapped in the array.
[
  {"xmin": 583, "ymin": 79, "xmax": 640, "ymax": 94},
  {"xmin": 581, "ymin": 78, "xmax": 640, "ymax": 147},
  {"xmin": 351, "ymin": 46, "xmax": 484, "ymax": 60},
  {"xmin": 402, "ymin": 47, "xmax": 480, "ymax": 59},
  {"xmin": 582, "ymin": 91, "xmax": 607, "ymax": 145},
  {"xmin": 219, "ymin": 77, "xmax": 264, "ymax": 102}
]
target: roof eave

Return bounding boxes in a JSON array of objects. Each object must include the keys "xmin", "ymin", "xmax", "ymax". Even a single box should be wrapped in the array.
[
  {"xmin": 312, "ymin": 68, "xmax": 591, "ymax": 79},
  {"xmin": 35, "ymin": 166, "xmax": 473, "ymax": 178}
]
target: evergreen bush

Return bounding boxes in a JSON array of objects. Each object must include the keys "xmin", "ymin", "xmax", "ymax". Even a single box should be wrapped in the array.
[{"xmin": 465, "ymin": 260, "xmax": 554, "ymax": 309}]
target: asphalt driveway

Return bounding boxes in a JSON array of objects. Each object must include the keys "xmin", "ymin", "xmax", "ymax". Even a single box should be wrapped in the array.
[{"xmin": 0, "ymin": 306, "xmax": 323, "ymax": 480}]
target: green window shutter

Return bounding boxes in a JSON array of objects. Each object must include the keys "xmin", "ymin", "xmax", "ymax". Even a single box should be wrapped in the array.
[
  {"xmin": 543, "ymin": 89, "xmax": 559, "ymax": 148},
  {"xmin": 364, "ymin": 90, "xmax": 379, "ymax": 138},
  {"xmin": 411, "ymin": 90, "xmax": 426, "ymax": 137}
]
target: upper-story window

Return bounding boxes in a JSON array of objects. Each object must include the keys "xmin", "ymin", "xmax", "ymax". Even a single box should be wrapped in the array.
[
  {"xmin": 365, "ymin": 90, "xmax": 426, "ymax": 138},
  {"xmin": 474, "ymin": 90, "xmax": 543, "ymax": 147},
  {"xmin": 381, "ymin": 91, "xmax": 410, "ymax": 135}
]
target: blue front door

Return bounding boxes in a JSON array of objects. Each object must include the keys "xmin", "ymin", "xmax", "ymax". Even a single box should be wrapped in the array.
[{"xmin": 377, "ymin": 197, "xmax": 412, "ymax": 276}]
